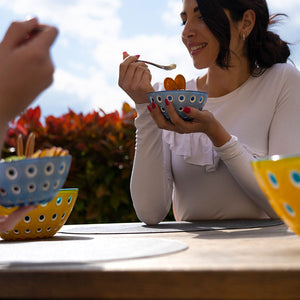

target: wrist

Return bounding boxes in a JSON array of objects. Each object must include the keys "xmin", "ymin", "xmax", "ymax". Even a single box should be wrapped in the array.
[{"xmin": 206, "ymin": 119, "xmax": 231, "ymax": 147}]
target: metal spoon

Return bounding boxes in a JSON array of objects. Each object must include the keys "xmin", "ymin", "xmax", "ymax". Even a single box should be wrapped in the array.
[{"xmin": 137, "ymin": 60, "xmax": 176, "ymax": 71}]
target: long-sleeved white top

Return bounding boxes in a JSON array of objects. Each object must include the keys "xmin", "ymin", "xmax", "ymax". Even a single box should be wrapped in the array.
[{"xmin": 131, "ymin": 63, "xmax": 300, "ymax": 224}]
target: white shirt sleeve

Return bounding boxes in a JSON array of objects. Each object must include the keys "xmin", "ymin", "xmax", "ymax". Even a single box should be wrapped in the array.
[
  {"xmin": 214, "ymin": 136, "xmax": 278, "ymax": 218},
  {"xmin": 130, "ymin": 103, "xmax": 173, "ymax": 224}
]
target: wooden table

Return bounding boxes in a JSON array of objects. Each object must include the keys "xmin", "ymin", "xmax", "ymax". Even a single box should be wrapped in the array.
[{"xmin": 0, "ymin": 222, "xmax": 300, "ymax": 299}]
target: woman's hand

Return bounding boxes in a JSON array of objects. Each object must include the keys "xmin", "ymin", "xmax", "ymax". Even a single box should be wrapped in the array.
[
  {"xmin": 0, "ymin": 205, "xmax": 37, "ymax": 233},
  {"xmin": 118, "ymin": 52, "xmax": 154, "ymax": 104},
  {"xmin": 148, "ymin": 101, "xmax": 231, "ymax": 147}
]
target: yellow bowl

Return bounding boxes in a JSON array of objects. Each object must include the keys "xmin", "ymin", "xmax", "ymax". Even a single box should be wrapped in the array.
[
  {"xmin": 0, "ymin": 188, "xmax": 78, "ymax": 240},
  {"xmin": 251, "ymin": 154, "xmax": 300, "ymax": 236}
]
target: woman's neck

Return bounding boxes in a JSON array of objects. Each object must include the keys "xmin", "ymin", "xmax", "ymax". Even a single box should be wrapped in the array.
[{"xmin": 197, "ymin": 58, "xmax": 251, "ymax": 97}]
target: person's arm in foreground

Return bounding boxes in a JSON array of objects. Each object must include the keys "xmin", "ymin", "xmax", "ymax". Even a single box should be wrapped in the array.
[{"xmin": 0, "ymin": 18, "xmax": 58, "ymax": 232}]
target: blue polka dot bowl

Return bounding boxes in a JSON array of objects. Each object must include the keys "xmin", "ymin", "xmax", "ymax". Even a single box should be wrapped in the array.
[
  {"xmin": 0, "ymin": 188, "xmax": 78, "ymax": 240},
  {"xmin": 251, "ymin": 154, "xmax": 300, "ymax": 236},
  {"xmin": 147, "ymin": 90, "xmax": 208, "ymax": 121},
  {"xmin": 0, "ymin": 155, "xmax": 72, "ymax": 207}
]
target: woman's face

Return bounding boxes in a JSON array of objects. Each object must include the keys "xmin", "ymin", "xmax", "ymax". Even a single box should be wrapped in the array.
[{"xmin": 181, "ymin": 0, "xmax": 220, "ymax": 69}]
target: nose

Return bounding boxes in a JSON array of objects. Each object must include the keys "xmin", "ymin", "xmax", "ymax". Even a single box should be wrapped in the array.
[{"xmin": 181, "ymin": 21, "xmax": 195, "ymax": 40}]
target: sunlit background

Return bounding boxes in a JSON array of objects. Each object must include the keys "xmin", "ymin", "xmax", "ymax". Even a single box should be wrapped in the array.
[{"xmin": 0, "ymin": 0, "xmax": 299, "ymax": 118}]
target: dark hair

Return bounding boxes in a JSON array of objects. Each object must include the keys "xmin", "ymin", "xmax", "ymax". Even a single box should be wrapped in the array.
[{"xmin": 196, "ymin": 0, "xmax": 290, "ymax": 74}]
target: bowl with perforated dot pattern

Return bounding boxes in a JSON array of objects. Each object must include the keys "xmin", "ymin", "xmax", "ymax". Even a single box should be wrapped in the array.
[
  {"xmin": 251, "ymin": 154, "xmax": 300, "ymax": 236},
  {"xmin": 0, "ymin": 188, "xmax": 78, "ymax": 240},
  {"xmin": 0, "ymin": 155, "xmax": 72, "ymax": 207},
  {"xmin": 147, "ymin": 90, "xmax": 208, "ymax": 121}
]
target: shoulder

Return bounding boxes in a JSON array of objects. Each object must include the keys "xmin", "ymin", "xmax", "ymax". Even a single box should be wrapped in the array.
[{"xmin": 264, "ymin": 63, "xmax": 300, "ymax": 80}]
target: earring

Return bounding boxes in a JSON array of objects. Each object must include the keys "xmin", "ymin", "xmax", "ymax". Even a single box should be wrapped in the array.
[{"xmin": 242, "ymin": 31, "xmax": 248, "ymax": 41}]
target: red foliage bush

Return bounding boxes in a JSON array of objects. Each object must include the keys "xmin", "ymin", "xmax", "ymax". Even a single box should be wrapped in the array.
[{"xmin": 3, "ymin": 104, "xmax": 138, "ymax": 224}]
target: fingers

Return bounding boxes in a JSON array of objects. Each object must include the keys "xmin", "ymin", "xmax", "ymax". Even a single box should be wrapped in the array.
[
  {"xmin": 1, "ymin": 18, "xmax": 39, "ymax": 49},
  {"xmin": 0, "ymin": 205, "xmax": 37, "ymax": 232},
  {"xmin": 123, "ymin": 51, "xmax": 129, "ymax": 60},
  {"xmin": 30, "ymin": 24, "xmax": 59, "ymax": 51},
  {"xmin": 119, "ymin": 52, "xmax": 151, "ymax": 91}
]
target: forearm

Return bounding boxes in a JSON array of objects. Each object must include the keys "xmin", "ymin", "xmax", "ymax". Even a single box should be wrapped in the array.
[
  {"xmin": 131, "ymin": 104, "xmax": 172, "ymax": 224},
  {"xmin": 214, "ymin": 136, "xmax": 278, "ymax": 218}
]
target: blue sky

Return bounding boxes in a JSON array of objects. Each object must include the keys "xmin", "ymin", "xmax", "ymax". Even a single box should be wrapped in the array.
[{"xmin": 0, "ymin": 0, "xmax": 299, "ymax": 118}]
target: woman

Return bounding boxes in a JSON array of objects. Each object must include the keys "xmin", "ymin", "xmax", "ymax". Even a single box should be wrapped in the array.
[
  {"xmin": 0, "ymin": 18, "xmax": 58, "ymax": 232},
  {"xmin": 119, "ymin": 0, "xmax": 300, "ymax": 224}
]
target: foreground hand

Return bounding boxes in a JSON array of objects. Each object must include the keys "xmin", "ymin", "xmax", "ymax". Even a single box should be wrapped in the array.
[
  {"xmin": 118, "ymin": 51, "xmax": 154, "ymax": 104},
  {"xmin": 0, "ymin": 18, "xmax": 58, "ymax": 124},
  {"xmin": 0, "ymin": 205, "xmax": 37, "ymax": 232},
  {"xmin": 148, "ymin": 101, "xmax": 231, "ymax": 147}
]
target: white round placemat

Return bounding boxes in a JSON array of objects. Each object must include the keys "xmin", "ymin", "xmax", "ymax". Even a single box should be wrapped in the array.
[
  {"xmin": 0, "ymin": 236, "xmax": 188, "ymax": 265},
  {"xmin": 60, "ymin": 220, "xmax": 283, "ymax": 235}
]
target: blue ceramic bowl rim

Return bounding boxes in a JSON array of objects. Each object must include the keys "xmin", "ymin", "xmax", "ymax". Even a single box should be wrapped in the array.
[
  {"xmin": 0, "ymin": 154, "xmax": 71, "ymax": 166},
  {"xmin": 0, "ymin": 155, "xmax": 72, "ymax": 207},
  {"xmin": 251, "ymin": 153, "xmax": 300, "ymax": 163},
  {"xmin": 147, "ymin": 90, "xmax": 208, "ymax": 97}
]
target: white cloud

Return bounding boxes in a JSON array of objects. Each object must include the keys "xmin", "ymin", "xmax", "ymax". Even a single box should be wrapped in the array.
[
  {"xmin": 163, "ymin": 0, "xmax": 182, "ymax": 27},
  {"xmin": 0, "ymin": 0, "xmax": 299, "ymax": 117}
]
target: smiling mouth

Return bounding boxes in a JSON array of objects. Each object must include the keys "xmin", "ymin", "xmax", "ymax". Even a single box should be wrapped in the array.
[{"xmin": 190, "ymin": 43, "xmax": 208, "ymax": 55}]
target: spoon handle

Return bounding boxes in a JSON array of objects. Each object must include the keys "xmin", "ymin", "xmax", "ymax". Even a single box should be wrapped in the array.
[{"xmin": 137, "ymin": 60, "xmax": 176, "ymax": 70}]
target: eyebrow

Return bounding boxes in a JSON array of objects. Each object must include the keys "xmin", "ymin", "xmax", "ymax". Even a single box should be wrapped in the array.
[{"xmin": 180, "ymin": 6, "xmax": 200, "ymax": 18}]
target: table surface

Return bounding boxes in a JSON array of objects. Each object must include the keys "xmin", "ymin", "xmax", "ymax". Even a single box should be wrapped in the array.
[{"xmin": 0, "ymin": 222, "xmax": 300, "ymax": 300}]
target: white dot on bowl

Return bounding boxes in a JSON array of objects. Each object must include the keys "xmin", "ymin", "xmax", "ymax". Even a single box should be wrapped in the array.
[
  {"xmin": 42, "ymin": 181, "xmax": 50, "ymax": 191},
  {"xmin": 6, "ymin": 167, "xmax": 18, "ymax": 180},
  {"xmin": 284, "ymin": 202, "xmax": 296, "ymax": 217},
  {"xmin": 25, "ymin": 164, "xmax": 38, "ymax": 178},
  {"xmin": 39, "ymin": 215, "xmax": 45, "ymax": 222},
  {"xmin": 24, "ymin": 216, "xmax": 31, "ymax": 223},
  {"xmin": 14, "ymin": 230, "xmax": 19, "ymax": 235},
  {"xmin": 47, "ymin": 227, "xmax": 52, "ymax": 232},
  {"xmin": 61, "ymin": 212, "xmax": 66, "ymax": 220},
  {"xmin": 167, "ymin": 95, "xmax": 173, "ymax": 102},
  {"xmin": 58, "ymin": 162, "xmax": 66, "ymax": 174},
  {"xmin": 68, "ymin": 196, "xmax": 72, "ymax": 204},
  {"xmin": 289, "ymin": 170, "xmax": 300, "ymax": 188},
  {"xmin": 178, "ymin": 95, "xmax": 185, "ymax": 103},
  {"xmin": 53, "ymin": 180, "xmax": 60, "ymax": 190},
  {"xmin": 44, "ymin": 162, "xmax": 55, "ymax": 176},
  {"xmin": 267, "ymin": 171, "xmax": 279, "ymax": 189},
  {"xmin": 52, "ymin": 213, "xmax": 57, "ymax": 221},
  {"xmin": 36, "ymin": 228, "xmax": 42, "ymax": 233},
  {"xmin": 11, "ymin": 185, "xmax": 21, "ymax": 195},
  {"xmin": 190, "ymin": 96, "xmax": 196, "ymax": 103},
  {"xmin": 25, "ymin": 229, "xmax": 31, "ymax": 234},
  {"xmin": 56, "ymin": 197, "xmax": 62, "ymax": 206},
  {"xmin": 27, "ymin": 183, "xmax": 37, "ymax": 193},
  {"xmin": 0, "ymin": 188, "xmax": 7, "ymax": 196},
  {"xmin": 156, "ymin": 96, "xmax": 162, "ymax": 103}
]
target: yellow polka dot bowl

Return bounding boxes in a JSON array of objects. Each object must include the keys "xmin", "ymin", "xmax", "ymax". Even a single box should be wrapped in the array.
[
  {"xmin": 0, "ymin": 188, "xmax": 78, "ymax": 240},
  {"xmin": 251, "ymin": 154, "xmax": 300, "ymax": 236}
]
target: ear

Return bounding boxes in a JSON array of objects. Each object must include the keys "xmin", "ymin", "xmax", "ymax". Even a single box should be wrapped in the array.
[{"xmin": 240, "ymin": 9, "xmax": 256, "ymax": 40}]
